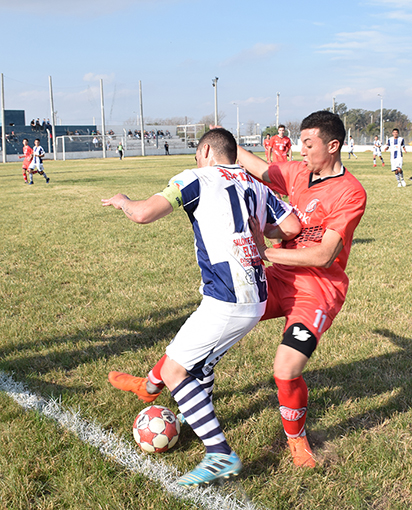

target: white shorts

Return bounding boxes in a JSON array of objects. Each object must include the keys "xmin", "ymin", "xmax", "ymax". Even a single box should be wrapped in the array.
[
  {"xmin": 373, "ymin": 148, "xmax": 382, "ymax": 157},
  {"xmin": 29, "ymin": 161, "xmax": 44, "ymax": 172},
  {"xmin": 166, "ymin": 296, "xmax": 264, "ymax": 380},
  {"xmin": 391, "ymin": 157, "xmax": 403, "ymax": 171}
]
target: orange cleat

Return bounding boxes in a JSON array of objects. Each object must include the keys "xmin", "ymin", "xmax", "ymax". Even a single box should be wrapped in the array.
[
  {"xmin": 108, "ymin": 372, "xmax": 162, "ymax": 403},
  {"xmin": 287, "ymin": 435, "xmax": 316, "ymax": 468}
]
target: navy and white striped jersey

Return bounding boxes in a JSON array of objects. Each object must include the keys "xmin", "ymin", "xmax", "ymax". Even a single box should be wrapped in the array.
[
  {"xmin": 385, "ymin": 136, "xmax": 405, "ymax": 160},
  {"xmin": 168, "ymin": 164, "xmax": 293, "ymax": 311},
  {"xmin": 32, "ymin": 145, "xmax": 45, "ymax": 165}
]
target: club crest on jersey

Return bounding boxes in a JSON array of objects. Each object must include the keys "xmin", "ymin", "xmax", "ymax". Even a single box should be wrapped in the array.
[
  {"xmin": 279, "ymin": 406, "xmax": 307, "ymax": 422},
  {"xmin": 305, "ymin": 199, "xmax": 320, "ymax": 213}
]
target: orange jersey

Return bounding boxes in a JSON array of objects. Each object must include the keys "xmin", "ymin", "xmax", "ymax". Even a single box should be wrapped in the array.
[
  {"xmin": 263, "ymin": 138, "xmax": 271, "ymax": 151},
  {"xmin": 269, "ymin": 135, "xmax": 291, "ymax": 162},
  {"xmin": 266, "ymin": 161, "xmax": 367, "ymax": 310}
]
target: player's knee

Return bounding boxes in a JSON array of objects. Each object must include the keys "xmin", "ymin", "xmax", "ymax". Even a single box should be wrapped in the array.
[{"xmin": 281, "ymin": 323, "xmax": 317, "ymax": 359}]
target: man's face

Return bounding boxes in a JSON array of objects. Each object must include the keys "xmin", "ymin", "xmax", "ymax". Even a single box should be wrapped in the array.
[
  {"xmin": 23, "ymin": 140, "xmax": 28, "ymax": 146},
  {"xmin": 392, "ymin": 130, "xmax": 399, "ymax": 139},
  {"xmin": 34, "ymin": 140, "xmax": 40, "ymax": 147},
  {"xmin": 278, "ymin": 127, "xmax": 285, "ymax": 138},
  {"xmin": 300, "ymin": 128, "xmax": 332, "ymax": 174}
]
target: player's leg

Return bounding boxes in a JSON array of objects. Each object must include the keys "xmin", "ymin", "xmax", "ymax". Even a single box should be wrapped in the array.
[
  {"xmin": 262, "ymin": 272, "xmax": 333, "ymax": 468},
  {"xmin": 108, "ymin": 356, "xmax": 214, "ymax": 405},
  {"xmin": 162, "ymin": 297, "xmax": 261, "ymax": 486},
  {"xmin": 38, "ymin": 165, "xmax": 50, "ymax": 183},
  {"xmin": 22, "ymin": 165, "xmax": 28, "ymax": 183},
  {"xmin": 108, "ymin": 356, "xmax": 166, "ymax": 403},
  {"xmin": 28, "ymin": 165, "xmax": 34, "ymax": 184}
]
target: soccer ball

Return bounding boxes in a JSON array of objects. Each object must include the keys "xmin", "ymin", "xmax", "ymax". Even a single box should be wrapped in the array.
[{"xmin": 133, "ymin": 405, "xmax": 180, "ymax": 453}]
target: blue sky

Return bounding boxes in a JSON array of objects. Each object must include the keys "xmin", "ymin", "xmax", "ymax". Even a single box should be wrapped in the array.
[{"xmin": 2, "ymin": 0, "xmax": 412, "ymax": 133}]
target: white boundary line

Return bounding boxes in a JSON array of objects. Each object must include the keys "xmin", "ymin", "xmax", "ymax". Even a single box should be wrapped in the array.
[{"xmin": 0, "ymin": 371, "xmax": 263, "ymax": 510}]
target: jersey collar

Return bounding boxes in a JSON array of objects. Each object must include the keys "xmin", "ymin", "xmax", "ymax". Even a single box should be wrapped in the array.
[{"xmin": 308, "ymin": 164, "xmax": 345, "ymax": 188}]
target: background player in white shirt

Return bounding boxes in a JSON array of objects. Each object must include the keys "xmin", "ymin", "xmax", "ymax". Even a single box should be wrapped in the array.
[
  {"xmin": 373, "ymin": 135, "xmax": 385, "ymax": 167},
  {"xmin": 348, "ymin": 135, "xmax": 357, "ymax": 159},
  {"xmin": 384, "ymin": 128, "xmax": 407, "ymax": 187},
  {"xmin": 103, "ymin": 128, "xmax": 301, "ymax": 487},
  {"xmin": 28, "ymin": 139, "xmax": 50, "ymax": 185}
]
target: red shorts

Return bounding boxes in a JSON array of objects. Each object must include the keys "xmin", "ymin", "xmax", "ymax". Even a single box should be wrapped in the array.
[{"xmin": 261, "ymin": 267, "xmax": 339, "ymax": 342}]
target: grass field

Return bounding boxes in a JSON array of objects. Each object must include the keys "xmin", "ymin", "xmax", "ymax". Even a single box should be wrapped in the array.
[{"xmin": 1, "ymin": 152, "xmax": 412, "ymax": 509}]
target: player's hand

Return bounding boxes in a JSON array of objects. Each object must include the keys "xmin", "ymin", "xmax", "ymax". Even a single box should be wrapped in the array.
[
  {"xmin": 248, "ymin": 216, "xmax": 267, "ymax": 258},
  {"xmin": 101, "ymin": 193, "xmax": 130, "ymax": 209}
]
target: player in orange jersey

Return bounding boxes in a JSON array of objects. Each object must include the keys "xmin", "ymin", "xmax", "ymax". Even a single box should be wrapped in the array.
[
  {"xmin": 19, "ymin": 138, "xmax": 33, "ymax": 184},
  {"xmin": 269, "ymin": 124, "xmax": 292, "ymax": 162},
  {"xmin": 263, "ymin": 133, "xmax": 271, "ymax": 162},
  {"xmin": 107, "ymin": 111, "xmax": 367, "ymax": 471}
]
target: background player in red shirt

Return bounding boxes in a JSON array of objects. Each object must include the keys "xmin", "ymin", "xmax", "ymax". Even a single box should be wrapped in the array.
[
  {"xmin": 269, "ymin": 124, "xmax": 292, "ymax": 162},
  {"xmin": 106, "ymin": 111, "xmax": 366, "ymax": 472},
  {"xmin": 263, "ymin": 133, "xmax": 271, "ymax": 162},
  {"xmin": 19, "ymin": 138, "xmax": 33, "ymax": 184}
]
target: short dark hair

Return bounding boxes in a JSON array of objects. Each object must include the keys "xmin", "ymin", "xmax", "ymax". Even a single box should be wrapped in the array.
[
  {"xmin": 22, "ymin": 138, "xmax": 28, "ymax": 142},
  {"xmin": 278, "ymin": 124, "xmax": 286, "ymax": 130},
  {"xmin": 198, "ymin": 128, "xmax": 237, "ymax": 163},
  {"xmin": 392, "ymin": 128, "xmax": 399, "ymax": 133},
  {"xmin": 34, "ymin": 138, "xmax": 40, "ymax": 142},
  {"xmin": 300, "ymin": 110, "xmax": 346, "ymax": 149}
]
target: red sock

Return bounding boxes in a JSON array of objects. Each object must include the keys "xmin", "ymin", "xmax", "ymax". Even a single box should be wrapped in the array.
[
  {"xmin": 275, "ymin": 376, "xmax": 308, "ymax": 438},
  {"xmin": 148, "ymin": 355, "xmax": 167, "ymax": 386}
]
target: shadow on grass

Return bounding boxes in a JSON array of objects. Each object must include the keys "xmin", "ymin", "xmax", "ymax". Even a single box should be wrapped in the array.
[
  {"xmin": 213, "ymin": 328, "xmax": 412, "ymax": 476},
  {"xmin": 306, "ymin": 328, "xmax": 412, "ymax": 443},
  {"xmin": 0, "ymin": 301, "xmax": 198, "ymax": 396}
]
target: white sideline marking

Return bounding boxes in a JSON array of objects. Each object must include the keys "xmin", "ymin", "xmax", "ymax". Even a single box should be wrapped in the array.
[{"xmin": 0, "ymin": 372, "xmax": 262, "ymax": 510}]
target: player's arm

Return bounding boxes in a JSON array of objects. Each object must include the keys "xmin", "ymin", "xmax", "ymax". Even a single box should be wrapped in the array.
[
  {"xmin": 249, "ymin": 216, "xmax": 343, "ymax": 268},
  {"xmin": 237, "ymin": 145, "xmax": 271, "ymax": 182},
  {"xmin": 263, "ymin": 212, "xmax": 301, "ymax": 242},
  {"xmin": 102, "ymin": 193, "xmax": 173, "ymax": 224}
]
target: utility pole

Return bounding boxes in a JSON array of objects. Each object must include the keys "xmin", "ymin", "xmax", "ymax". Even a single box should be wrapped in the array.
[
  {"xmin": 100, "ymin": 79, "xmax": 106, "ymax": 158},
  {"xmin": 1, "ymin": 73, "xmax": 6, "ymax": 163},
  {"xmin": 212, "ymin": 77, "xmax": 219, "ymax": 126},
  {"xmin": 49, "ymin": 76, "xmax": 57, "ymax": 160},
  {"xmin": 276, "ymin": 92, "xmax": 280, "ymax": 128},
  {"xmin": 378, "ymin": 94, "xmax": 383, "ymax": 143},
  {"xmin": 139, "ymin": 80, "xmax": 145, "ymax": 156}
]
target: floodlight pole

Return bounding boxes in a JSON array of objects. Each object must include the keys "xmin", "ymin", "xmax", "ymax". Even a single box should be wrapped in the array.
[
  {"xmin": 276, "ymin": 92, "xmax": 280, "ymax": 128},
  {"xmin": 232, "ymin": 102, "xmax": 240, "ymax": 144},
  {"xmin": 1, "ymin": 73, "xmax": 6, "ymax": 163},
  {"xmin": 332, "ymin": 97, "xmax": 336, "ymax": 114},
  {"xmin": 139, "ymin": 80, "xmax": 145, "ymax": 157},
  {"xmin": 48, "ymin": 76, "xmax": 57, "ymax": 160},
  {"xmin": 100, "ymin": 79, "xmax": 106, "ymax": 159},
  {"xmin": 378, "ymin": 94, "xmax": 383, "ymax": 143},
  {"xmin": 212, "ymin": 77, "xmax": 219, "ymax": 126}
]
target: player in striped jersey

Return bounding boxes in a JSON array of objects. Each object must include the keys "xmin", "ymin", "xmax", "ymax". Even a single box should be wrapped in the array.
[
  {"xmin": 103, "ymin": 128, "xmax": 301, "ymax": 487},
  {"xmin": 373, "ymin": 136, "xmax": 385, "ymax": 167},
  {"xmin": 384, "ymin": 129, "xmax": 407, "ymax": 187},
  {"xmin": 28, "ymin": 139, "xmax": 50, "ymax": 185}
]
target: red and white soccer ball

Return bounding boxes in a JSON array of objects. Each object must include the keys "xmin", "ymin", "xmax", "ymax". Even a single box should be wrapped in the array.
[{"xmin": 133, "ymin": 405, "xmax": 180, "ymax": 453}]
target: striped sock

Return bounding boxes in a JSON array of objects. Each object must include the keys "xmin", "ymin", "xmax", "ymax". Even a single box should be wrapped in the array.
[{"xmin": 172, "ymin": 376, "xmax": 230, "ymax": 455}]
